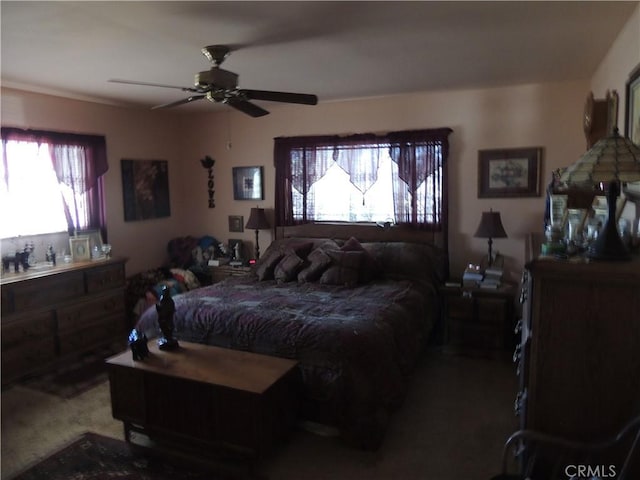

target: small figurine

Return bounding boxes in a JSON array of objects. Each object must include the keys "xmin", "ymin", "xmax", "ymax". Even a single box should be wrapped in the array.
[
  {"xmin": 156, "ymin": 285, "xmax": 179, "ymax": 350},
  {"xmin": 128, "ymin": 329, "xmax": 149, "ymax": 361}
]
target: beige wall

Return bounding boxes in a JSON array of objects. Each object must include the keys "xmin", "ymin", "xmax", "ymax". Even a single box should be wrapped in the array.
[
  {"xmin": 591, "ymin": 2, "xmax": 640, "ymax": 129},
  {"xmin": 1, "ymin": 88, "xmax": 191, "ymax": 274},
  {"xmin": 177, "ymin": 81, "xmax": 588, "ymax": 281},
  {"xmin": 1, "ymin": 5, "xmax": 637, "ymax": 278}
]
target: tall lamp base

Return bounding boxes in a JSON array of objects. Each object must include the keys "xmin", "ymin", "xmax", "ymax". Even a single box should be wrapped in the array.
[
  {"xmin": 588, "ymin": 181, "xmax": 630, "ymax": 261},
  {"xmin": 587, "ymin": 218, "xmax": 630, "ymax": 261}
]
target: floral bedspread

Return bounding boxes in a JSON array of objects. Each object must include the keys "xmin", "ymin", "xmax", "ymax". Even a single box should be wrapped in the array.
[{"xmin": 136, "ymin": 275, "xmax": 435, "ymax": 449}]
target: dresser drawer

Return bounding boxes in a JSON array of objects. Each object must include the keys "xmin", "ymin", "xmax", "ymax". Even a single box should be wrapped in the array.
[
  {"xmin": 211, "ymin": 266, "xmax": 251, "ymax": 283},
  {"xmin": 86, "ymin": 263, "xmax": 125, "ymax": 293},
  {"xmin": 57, "ymin": 290, "xmax": 125, "ymax": 334},
  {"xmin": 58, "ymin": 316, "xmax": 121, "ymax": 356},
  {"xmin": 11, "ymin": 272, "xmax": 85, "ymax": 311},
  {"xmin": 2, "ymin": 337, "xmax": 56, "ymax": 381},
  {"xmin": 1, "ymin": 311, "xmax": 55, "ymax": 349},
  {"xmin": 446, "ymin": 296, "xmax": 473, "ymax": 319},
  {"xmin": 476, "ymin": 297, "xmax": 508, "ymax": 325}
]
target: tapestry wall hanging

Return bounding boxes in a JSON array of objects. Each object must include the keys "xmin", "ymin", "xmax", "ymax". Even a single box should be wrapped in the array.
[{"xmin": 121, "ymin": 159, "xmax": 171, "ymax": 221}]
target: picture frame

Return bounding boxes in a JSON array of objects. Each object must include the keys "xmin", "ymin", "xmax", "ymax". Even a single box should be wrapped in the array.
[
  {"xmin": 478, "ymin": 147, "xmax": 542, "ymax": 198},
  {"xmin": 228, "ymin": 215, "xmax": 244, "ymax": 232},
  {"xmin": 549, "ymin": 194, "xmax": 568, "ymax": 228},
  {"xmin": 592, "ymin": 195, "xmax": 627, "ymax": 223},
  {"xmin": 76, "ymin": 229, "xmax": 103, "ymax": 255},
  {"xmin": 121, "ymin": 159, "xmax": 171, "ymax": 221},
  {"xmin": 233, "ymin": 166, "xmax": 264, "ymax": 200},
  {"xmin": 625, "ymin": 63, "xmax": 640, "ymax": 145},
  {"xmin": 69, "ymin": 236, "xmax": 91, "ymax": 262}
]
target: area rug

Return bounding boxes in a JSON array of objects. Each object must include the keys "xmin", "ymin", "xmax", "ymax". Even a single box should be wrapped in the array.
[{"xmin": 9, "ymin": 432, "xmax": 225, "ymax": 480}]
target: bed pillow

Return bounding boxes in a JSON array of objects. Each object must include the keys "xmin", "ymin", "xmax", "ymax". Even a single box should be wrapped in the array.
[
  {"xmin": 297, "ymin": 247, "xmax": 332, "ymax": 283},
  {"xmin": 254, "ymin": 249, "xmax": 285, "ymax": 281},
  {"xmin": 274, "ymin": 252, "xmax": 305, "ymax": 283},
  {"xmin": 319, "ymin": 250, "xmax": 364, "ymax": 287},
  {"xmin": 252, "ymin": 239, "xmax": 315, "ymax": 281},
  {"xmin": 363, "ymin": 241, "xmax": 447, "ymax": 285},
  {"xmin": 340, "ymin": 236, "xmax": 379, "ymax": 283}
]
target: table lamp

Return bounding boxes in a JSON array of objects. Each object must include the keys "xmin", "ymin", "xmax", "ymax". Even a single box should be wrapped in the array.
[
  {"xmin": 559, "ymin": 128, "xmax": 640, "ymax": 260},
  {"xmin": 474, "ymin": 209, "xmax": 508, "ymax": 267},
  {"xmin": 245, "ymin": 207, "xmax": 270, "ymax": 260}
]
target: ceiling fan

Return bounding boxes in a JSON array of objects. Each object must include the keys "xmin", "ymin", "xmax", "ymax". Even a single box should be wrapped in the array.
[{"xmin": 110, "ymin": 45, "xmax": 318, "ymax": 117}]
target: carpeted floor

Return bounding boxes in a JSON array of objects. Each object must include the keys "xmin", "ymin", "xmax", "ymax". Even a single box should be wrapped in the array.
[
  {"xmin": 1, "ymin": 348, "xmax": 519, "ymax": 480},
  {"xmin": 8, "ymin": 432, "xmax": 223, "ymax": 480}
]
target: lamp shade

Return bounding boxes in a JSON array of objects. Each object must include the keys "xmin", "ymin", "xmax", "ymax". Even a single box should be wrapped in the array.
[
  {"xmin": 474, "ymin": 211, "xmax": 508, "ymax": 239},
  {"xmin": 245, "ymin": 208, "xmax": 270, "ymax": 230},
  {"xmin": 558, "ymin": 128, "xmax": 640, "ymax": 260},
  {"xmin": 559, "ymin": 129, "xmax": 640, "ymax": 187}
]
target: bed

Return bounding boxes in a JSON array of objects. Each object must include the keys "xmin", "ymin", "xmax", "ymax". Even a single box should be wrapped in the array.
[{"xmin": 136, "ymin": 223, "xmax": 447, "ymax": 449}]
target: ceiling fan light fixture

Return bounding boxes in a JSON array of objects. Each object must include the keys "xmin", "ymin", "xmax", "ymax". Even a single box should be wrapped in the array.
[
  {"xmin": 195, "ymin": 68, "xmax": 238, "ymax": 90},
  {"xmin": 111, "ymin": 44, "xmax": 317, "ymax": 117},
  {"xmin": 201, "ymin": 45, "xmax": 230, "ymax": 66}
]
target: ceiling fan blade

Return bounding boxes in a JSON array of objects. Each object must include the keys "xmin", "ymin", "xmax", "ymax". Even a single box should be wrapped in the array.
[
  {"xmin": 109, "ymin": 78, "xmax": 201, "ymax": 93},
  {"xmin": 226, "ymin": 98, "xmax": 269, "ymax": 117},
  {"xmin": 240, "ymin": 89, "xmax": 318, "ymax": 105},
  {"xmin": 151, "ymin": 95, "xmax": 206, "ymax": 110}
]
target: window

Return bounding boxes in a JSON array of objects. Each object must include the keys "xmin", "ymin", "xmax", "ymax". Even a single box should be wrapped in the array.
[
  {"xmin": 0, "ymin": 128, "xmax": 108, "ymax": 239},
  {"xmin": 274, "ymin": 128, "xmax": 452, "ymax": 230}
]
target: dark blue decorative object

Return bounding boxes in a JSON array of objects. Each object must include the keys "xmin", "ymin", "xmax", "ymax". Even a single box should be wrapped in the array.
[{"xmin": 128, "ymin": 329, "xmax": 149, "ymax": 361}]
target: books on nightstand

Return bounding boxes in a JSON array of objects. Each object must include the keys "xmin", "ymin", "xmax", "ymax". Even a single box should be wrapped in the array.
[
  {"xmin": 462, "ymin": 264, "xmax": 483, "ymax": 287},
  {"xmin": 480, "ymin": 266, "xmax": 503, "ymax": 288}
]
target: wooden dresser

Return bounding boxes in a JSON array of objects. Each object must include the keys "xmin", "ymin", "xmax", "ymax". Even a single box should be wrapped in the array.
[
  {"xmin": 516, "ymin": 256, "xmax": 640, "ymax": 448},
  {"xmin": 1, "ymin": 257, "xmax": 127, "ymax": 385}
]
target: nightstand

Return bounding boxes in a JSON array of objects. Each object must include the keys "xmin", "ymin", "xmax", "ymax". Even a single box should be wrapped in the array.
[
  {"xmin": 439, "ymin": 282, "xmax": 517, "ymax": 359},
  {"xmin": 210, "ymin": 264, "xmax": 252, "ymax": 283}
]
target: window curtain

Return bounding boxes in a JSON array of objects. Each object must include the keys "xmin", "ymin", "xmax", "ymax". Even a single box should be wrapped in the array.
[
  {"xmin": 274, "ymin": 135, "xmax": 339, "ymax": 225},
  {"xmin": 274, "ymin": 128, "xmax": 452, "ymax": 229},
  {"xmin": 0, "ymin": 127, "xmax": 108, "ymax": 237},
  {"xmin": 388, "ymin": 128, "xmax": 452, "ymax": 230}
]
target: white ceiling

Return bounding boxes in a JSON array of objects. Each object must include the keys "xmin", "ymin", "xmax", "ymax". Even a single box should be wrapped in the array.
[{"xmin": 1, "ymin": 1, "xmax": 636, "ymax": 114}]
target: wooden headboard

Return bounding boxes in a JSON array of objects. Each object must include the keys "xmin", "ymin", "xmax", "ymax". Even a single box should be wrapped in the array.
[{"xmin": 275, "ymin": 223, "xmax": 446, "ymax": 250}]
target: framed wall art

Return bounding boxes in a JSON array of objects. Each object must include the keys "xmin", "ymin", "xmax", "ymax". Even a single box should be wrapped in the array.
[
  {"xmin": 76, "ymin": 229, "xmax": 103, "ymax": 255},
  {"xmin": 478, "ymin": 147, "xmax": 542, "ymax": 198},
  {"xmin": 121, "ymin": 159, "xmax": 171, "ymax": 221},
  {"xmin": 233, "ymin": 166, "xmax": 264, "ymax": 200},
  {"xmin": 69, "ymin": 236, "xmax": 91, "ymax": 262},
  {"xmin": 228, "ymin": 215, "xmax": 244, "ymax": 232},
  {"xmin": 625, "ymin": 63, "xmax": 640, "ymax": 145}
]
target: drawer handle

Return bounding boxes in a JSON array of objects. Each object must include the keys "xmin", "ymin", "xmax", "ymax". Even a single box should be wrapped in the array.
[
  {"xmin": 519, "ymin": 290, "xmax": 528, "ymax": 304},
  {"xmin": 514, "ymin": 391, "xmax": 525, "ymax": 416},
  {"xmin": 512, "ymin": 344, "xmax": 522, "ymax": 363}
]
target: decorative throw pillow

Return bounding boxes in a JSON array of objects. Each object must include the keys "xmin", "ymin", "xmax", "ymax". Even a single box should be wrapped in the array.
[
  {"xmin": 340, "ymin": 236, "xmax": 379, "ymax": 283},
  {"xmin": 297, "ymin": 248, "xmax": 332, "ymax": 283},
  {"xmin": 319, "ymin": 250, "xmax": 364, "ymax": 287},
  {"xmin": 254, "ymin": 249, "xmax": 285, "ymax": 281},
  {"xmin": 274, "ymin": 252, "xmax": 304, "ymax": 283}
]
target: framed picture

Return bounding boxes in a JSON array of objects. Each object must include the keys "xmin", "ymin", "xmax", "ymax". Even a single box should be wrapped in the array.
[
  {"xmin": 625, "ymin": 63, "xmax": 640, "ymax": 145},
  {"xmin": 228, "ymin": 215, "xmax": 244, "ymax": 232},
  {"xmin": 233, "ymin": 166, "xmax": 264, "ymax": 200},
  {"xmin": 76, "ymin": 229, "xmax": 103, "ymax": 255},
  {"xmin": 549, "ymin": 194, "xmax": 568, "ymax": 228},
  {"xmin": 69, "ymin": 236, "xmax": 91, "ymax": 262},
  {"xmin": 478, "ymin": 147, "xmax": 542, "ymax": 198},
  {"xmin": 121, "ymin": 159, "xmax": 171, "ymax": 221},
  {"xmin": 592, "ymin": 195, "xmax": 627, "ymax": 223}
]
